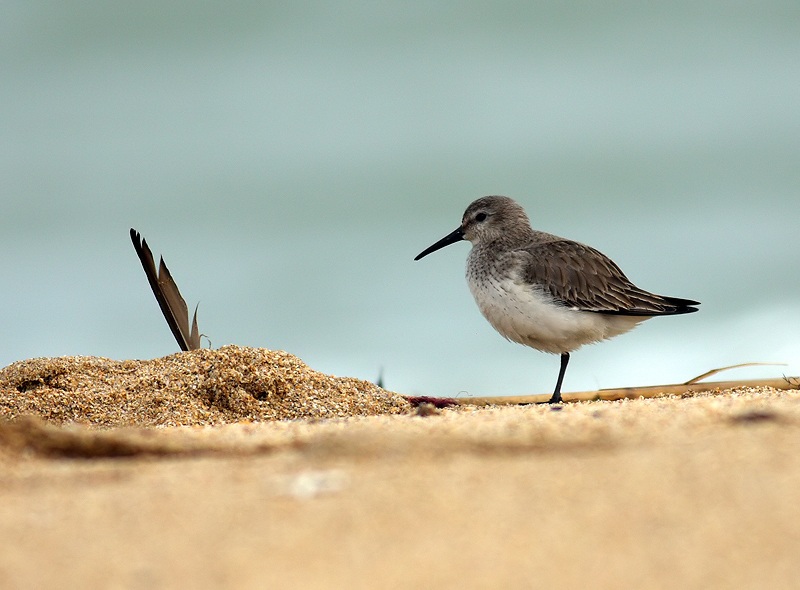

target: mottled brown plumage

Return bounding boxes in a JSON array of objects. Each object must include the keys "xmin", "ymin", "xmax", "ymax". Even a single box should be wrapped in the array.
[{"xmin": 518, "ymin": 239, "xmax": 696, "ymax": 315}]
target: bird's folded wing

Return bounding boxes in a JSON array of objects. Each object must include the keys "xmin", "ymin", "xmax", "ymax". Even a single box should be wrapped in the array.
[{"xmin": 516, "ymin": 240, "xmax": 697, "ymax": 316}]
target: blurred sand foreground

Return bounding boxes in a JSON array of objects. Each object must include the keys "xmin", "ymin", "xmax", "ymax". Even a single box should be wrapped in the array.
[{"xmin": 1, "ymin": 347, "xmax": 799, "ymax": 589}]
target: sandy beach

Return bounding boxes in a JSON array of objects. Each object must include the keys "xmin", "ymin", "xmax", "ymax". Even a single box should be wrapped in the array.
[{"xmin": 1, "ymin": 347, "xmax": 799, "ymax": 589}]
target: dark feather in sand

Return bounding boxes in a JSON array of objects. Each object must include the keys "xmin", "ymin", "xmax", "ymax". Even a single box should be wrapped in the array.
[{"xmin": 130, "ymin": 228, "xmax": 200, "ymax": 351}]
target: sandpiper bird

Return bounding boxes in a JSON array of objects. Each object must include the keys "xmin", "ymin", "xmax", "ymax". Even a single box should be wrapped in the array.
[{"xmin": 414, "ymin": 196, "xmax": 700, "ymax": 403}]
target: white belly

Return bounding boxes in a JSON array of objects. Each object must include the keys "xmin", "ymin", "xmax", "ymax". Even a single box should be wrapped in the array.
[{"xmin": 467, "ymin": 272, "xmax": 645, "ymax": 354}]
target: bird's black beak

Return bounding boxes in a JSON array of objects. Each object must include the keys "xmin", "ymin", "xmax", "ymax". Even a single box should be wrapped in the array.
[{"xmin": 414, "ymin": 227, "xmax": 465, "ymax": 261}]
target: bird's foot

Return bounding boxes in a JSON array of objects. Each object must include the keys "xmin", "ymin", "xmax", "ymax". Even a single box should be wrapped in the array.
[{"xmin": 545, "ymin": 392, "xmax": 563, "ymax": 404}]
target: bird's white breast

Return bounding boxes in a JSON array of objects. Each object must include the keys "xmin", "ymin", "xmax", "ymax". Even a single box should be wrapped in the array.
[{"xmin": 466, "ymin": 267, "xmax": 645, "ymax": 354}]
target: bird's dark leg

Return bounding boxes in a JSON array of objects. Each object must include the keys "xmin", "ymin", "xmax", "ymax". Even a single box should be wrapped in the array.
[{"xmin": 548, "ymin": 352, "xmax": 570, "ymax": 404}]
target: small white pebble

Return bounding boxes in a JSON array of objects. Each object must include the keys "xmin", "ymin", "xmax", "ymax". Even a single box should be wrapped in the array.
[{"xmin": 284, "ymin": 470, "xmax": 348, "ymax": 500}]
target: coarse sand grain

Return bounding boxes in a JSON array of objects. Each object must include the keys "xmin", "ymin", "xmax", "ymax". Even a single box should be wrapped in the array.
[
  {"xmin": 0, "ymin": 345, "xmax": 410, "ymax": 427},
  {"xmin": 1, "ymin": 347, "xmax": 800, "ymax": 588}
]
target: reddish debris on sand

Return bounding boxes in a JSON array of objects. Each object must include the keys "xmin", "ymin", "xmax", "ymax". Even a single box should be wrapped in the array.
[{"xmin": 404, "ymin": 395, "xmax": 459, "ymax": 408}]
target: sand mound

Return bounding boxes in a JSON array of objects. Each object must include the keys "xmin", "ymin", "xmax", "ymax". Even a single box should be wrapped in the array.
[{"xmin": 0, "ymin": 345, "xmax": 410, "ymax": 427}]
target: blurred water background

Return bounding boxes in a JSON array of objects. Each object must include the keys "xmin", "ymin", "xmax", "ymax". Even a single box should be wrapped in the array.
[{"xmin": 2, "ymin": 1, "xmax": 799, "ymax": 396}]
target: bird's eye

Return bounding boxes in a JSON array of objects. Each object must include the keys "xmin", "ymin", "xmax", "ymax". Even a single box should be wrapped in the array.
[{"xmin": 475, "ymin": 212, "xmax": 487, "ymax": 222}]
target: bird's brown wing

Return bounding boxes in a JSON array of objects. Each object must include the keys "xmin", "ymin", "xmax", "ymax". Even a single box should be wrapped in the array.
[{"xmin": 516, "ymin": 240, "xmax": 699, "ymax": 316}]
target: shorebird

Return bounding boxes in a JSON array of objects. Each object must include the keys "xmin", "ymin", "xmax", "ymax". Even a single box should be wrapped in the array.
[{"xmin": 414, "ymin": 196, "xmax": 699, "ymax": 403}]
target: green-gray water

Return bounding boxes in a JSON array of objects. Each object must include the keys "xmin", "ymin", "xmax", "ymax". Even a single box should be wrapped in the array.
[{"xmin": 2, "ymin": 2, "xmax": 798, "ymax": 395}]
